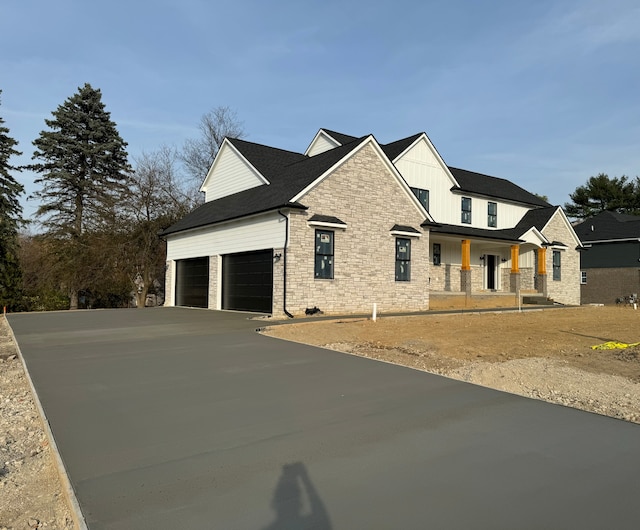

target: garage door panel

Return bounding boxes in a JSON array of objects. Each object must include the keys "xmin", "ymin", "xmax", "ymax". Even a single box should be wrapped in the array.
[
  {"xmin": 176, "ymin": 257, "xmax": 209, "ymax": 308},
  {"xmin": 223, "ymin": 250, "xmax": 273, "ymax": 313}
]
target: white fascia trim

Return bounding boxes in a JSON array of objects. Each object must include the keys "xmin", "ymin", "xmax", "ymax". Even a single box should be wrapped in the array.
[
  {"xmin": 540, "ymin": 207, "xmax": 582, "ymax": 248},
  {"xmin": 516, "ymin": 226, "xmax": 548, "ymax": 247},
  {"xmin": 164, "ymin": 209, "xmax": 283, "ymax": 239},
  {"xmin": 308, "ymin": 221, "xmax": 347, "ymax": 230},
  {"xmin": 390, "ymin": 230, "xmax": 422, "ymax": 238},
  {"xmin": 549, "ymin": 244, "xmax": 569, "ymax": 250},
  {"xmin": 303, "ymin": 129, "xmax": 341, "ymax": 156},
  {"xmin": 393, "ymin": 133, "xmax": 460, "ymax": 188},
  {"xmin": 292, "ymin": 136, "xmax": 436, "ymax": 223},
  {"xmin": 200, "ymin": 138, "xmax": 270, "ymax": 192}
]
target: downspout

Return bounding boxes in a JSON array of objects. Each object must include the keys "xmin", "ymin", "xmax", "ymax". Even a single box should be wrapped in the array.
[{"xmin": 278, "ymin": 209, "xmax": 294, "ymax": 318}]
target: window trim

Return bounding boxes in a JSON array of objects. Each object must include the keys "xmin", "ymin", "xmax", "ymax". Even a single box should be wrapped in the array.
[
  {"xmin": 461, "ymin": 197, "xmax": 472, "ymax": 224},
  {"xmin": 314, "ymin": 229, "xmax": 334, "ymax": 280},
  {"xmin": 410, "ymin": 187, "xmax": 429, "ymax": 211},
  {"xmin": 395, "ymin": 237, "xmax": 411, "ymax": 282},
  {"xmin": 580, "ymin": 271, "xmax": 587, "ymax": 285}
]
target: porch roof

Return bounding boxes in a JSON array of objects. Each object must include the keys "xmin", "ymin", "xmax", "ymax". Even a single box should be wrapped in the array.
[{"xmin": 427, "ymin": 222, "xmax": 523, "ymax": 243}]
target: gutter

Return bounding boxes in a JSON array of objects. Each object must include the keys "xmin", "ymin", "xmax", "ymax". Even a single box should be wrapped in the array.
[{"xmin": 278, "ymin": 209, "xmax": 294, "ymax": 318}]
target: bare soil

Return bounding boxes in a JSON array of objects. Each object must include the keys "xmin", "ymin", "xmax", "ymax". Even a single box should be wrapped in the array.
[
  {"xmin": 0, "ymin": 316, "xmax": 74, "ymax": 530},
  {"xmin": 263, "ymin": 306, "xmax": 640, "ymax": 423}
]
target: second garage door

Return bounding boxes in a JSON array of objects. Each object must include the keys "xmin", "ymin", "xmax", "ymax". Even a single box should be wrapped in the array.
[{"xmin": 222, "ymin": 250, "xmax": 273, "ymax": 313}]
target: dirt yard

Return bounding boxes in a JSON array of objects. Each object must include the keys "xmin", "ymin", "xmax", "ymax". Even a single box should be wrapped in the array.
[{"xmin": 264, "ymin": 306, "xmax": 640, "ymax": 423}]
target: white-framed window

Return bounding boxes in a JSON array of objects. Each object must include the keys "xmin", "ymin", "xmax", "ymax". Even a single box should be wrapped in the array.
[{"xmin": 581, "ymin": 271, "xmax": 587, "ymax": 284}]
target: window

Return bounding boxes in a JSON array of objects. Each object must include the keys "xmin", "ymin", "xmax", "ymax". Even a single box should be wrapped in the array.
[
  {"xmin": 433, "ymin": 243, "xmax": 441, "ymax": 266},
  {"xmin": 315, "ymin": 230, "xmax": 334, "ymax": 279},
  {"xmin": 581, "ymin": 271, "xmax": 587, "ymax": 284},
  {"xmin": 553, "ymin": 250, "xmax": 561, "ymax": 281},
  {"xmin": 461, "ymin": 197, "xmax": 472, "ymax": 224},
  {"xmin": 395, "ymin": 238, "xmax": 411, "ymax": 281},
  {"xmin": 411, "ymin": 187, "xmax": 429, "ymax": 211},
  {"xmin": 487, "ymin": 202, "xmax": 497, "ymax": 227}
]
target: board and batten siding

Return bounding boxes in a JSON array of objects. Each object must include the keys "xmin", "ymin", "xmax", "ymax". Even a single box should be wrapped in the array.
[
  {"xmin": 166, "ymin": 212, "xmax": 286, "ymax": 261},
  {"xmin": 203, "ymin": 144, "xmax": 266, "ymax": 202},
  {"xmin": 395, "ymin": 138, "xmax": 534, "ymax": 228},
  {"xmin": 307, "ymin": 134, "xmax": 340, "ymax": 156}
]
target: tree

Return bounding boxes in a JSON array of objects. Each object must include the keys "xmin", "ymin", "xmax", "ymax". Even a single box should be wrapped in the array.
[
  {"xmin": 27, "ymin": 83, "xmax": 133, "ymax": 309},
  {"xmin": 181, "ymin": 106, "xmax": 245, "ymax": 201},
  {"xmin": 124, "ymin": 146, "xmax": 194, "ymax": 308},
  {"xmin": 0, "ymin": 90, "xmax": 25, "ymax": 310},
  {"xmin": 564, "ymin": 173, "xmax": 639, "ymax": 220}
]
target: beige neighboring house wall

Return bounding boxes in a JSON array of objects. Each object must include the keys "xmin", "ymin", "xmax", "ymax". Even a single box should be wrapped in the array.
[
  {"xmin": 285, "ymin": 143, "xmax": 430, "ymax": 316},
  {"xmin": 542, "ymin": 210, "xmax": 581, "ymax": 306}
]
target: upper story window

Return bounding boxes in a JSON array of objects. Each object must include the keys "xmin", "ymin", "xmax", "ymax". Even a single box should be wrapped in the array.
[
  {"xmin": 410, "ymin": 187, "xmax": 429, "ymax": 211},
  {"xmin": 315, "ymin": 230, "xmax": 334, "ymax": 279},
  {"xmin": 553, "ymin": 250, "xmax": 561, "ymax": 281},
  {"xmin": 433, "ymin": 243, "xmax": 441, "ymax": 266},
  {"xmin": 395, "ymin": 238, "xmax": 411, "ymax": 281},
  {"xmin": 487, "ymin": 202, "xmax": 497, "ymax": 227},
  {"xmin": 461, "ymin": 197, "xmax": 472, "ymax": 224}
]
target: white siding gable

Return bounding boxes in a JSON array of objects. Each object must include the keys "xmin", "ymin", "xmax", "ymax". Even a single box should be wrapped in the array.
[
  {"xmin": 305, "ymin": 130, "xmax": 341, "ymax": 156},
  {"xmin": 394, "ymin": 137, "xmax": 537, "ymax": 229},
  {"xmin": 166, "ymin": 212, "xmax": 286, "ymax": 261},
  {"xmin": 200, "ymin": 141, "xmax": 268, "ymax": 202}
]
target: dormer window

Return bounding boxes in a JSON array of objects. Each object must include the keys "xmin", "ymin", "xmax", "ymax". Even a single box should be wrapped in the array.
[{"xmin": 461, "ymin": 197, "xmax": 472, "ymax": 224}]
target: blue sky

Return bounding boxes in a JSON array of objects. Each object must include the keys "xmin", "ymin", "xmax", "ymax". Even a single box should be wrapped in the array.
[{"xmin": 2, "ymin": 0, "xmax": 640, "ymax": 220}]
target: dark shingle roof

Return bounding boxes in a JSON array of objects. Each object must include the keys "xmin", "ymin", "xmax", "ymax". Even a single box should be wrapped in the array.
[
  {"xmin": 449, "ymin": 167, "xmax": 551, "ymax": 207},
  {"xmin": 308, "ymin": 214, "xmax": 346, "ymax": 225},
  {"xmin": 574, "ymin": 211, "xmax": 640, "ymax": 242},
  {"xmin": 381, "ymin": 134, "xmax": 423, "ymax": 161},
  {"xmin": 426, "ymin": 223, "xmax": 524, "ymax": 243},
  {"xmin": 162, "ymin": 137, "xmax": 368, "ymax": 235},
  {"xmin": 320, "ymin": 129, "xmax": 360, "ymax": 146},
  {"xmin": 390, "ymin": 224, "xmax": 421, "ymax": 233},
  {"xmin": 512, "ymin": 206, "xmax": 558, "ymax": 234}
]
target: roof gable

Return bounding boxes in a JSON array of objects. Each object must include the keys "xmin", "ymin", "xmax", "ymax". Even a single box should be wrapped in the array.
[
  {"xmin": 304, "ymin": 129, "xmax": 360, "ymax": 156},
  {"xmin": 200, "ymin": 139, "xmax": 270, "ymax": 201}
]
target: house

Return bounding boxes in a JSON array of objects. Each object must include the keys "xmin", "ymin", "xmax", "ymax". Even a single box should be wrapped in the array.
[
  {"xmin": 574, "ymin": 211, "xmax": 640, "ymax": 304},
  {"xmin": 162, "ymin": 129, "xmax": 582, "ymax": 315}
]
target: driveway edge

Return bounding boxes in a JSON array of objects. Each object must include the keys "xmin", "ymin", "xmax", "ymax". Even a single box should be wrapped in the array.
[{"xmin": 6, "ymin": 320, "xmax": 88, "ymax": 530}]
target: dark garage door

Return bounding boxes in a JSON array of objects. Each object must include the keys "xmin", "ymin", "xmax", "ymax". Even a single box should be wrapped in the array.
[
  {"xmin": 222, "ymin": 250, "xmax": 273, "ymax": 313},
  {"xmin": 176, "ymin": 257, "xmax": 209, "ymax": 308}
]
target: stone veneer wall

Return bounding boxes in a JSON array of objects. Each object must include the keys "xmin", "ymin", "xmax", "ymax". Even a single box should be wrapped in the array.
[
  {"xmin": 164, "ymin": 260, "xmax": 174, "ymax": 306},
  {"xmin": 272, "ymin": 247, "xmax": 285, "ymax": 315},
  {"xmin": 208, "ymin": 256, "xmax": 219, "ymax": 309},
  {"xmin": 285, "ymin": 143, "xmax": 430, "ymax": 316},
  {"xmin": 581, "ymin": 267, "xmax": 640, "ymax": 304},
  {"xmin": 542, "ymin": 211, "xmax": 581, "ymax": 305}
]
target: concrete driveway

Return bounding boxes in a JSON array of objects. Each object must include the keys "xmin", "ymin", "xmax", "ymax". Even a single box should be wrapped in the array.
[{"xmin": 8, "ymin": 308, "xmax": 640, "ymax": 529}]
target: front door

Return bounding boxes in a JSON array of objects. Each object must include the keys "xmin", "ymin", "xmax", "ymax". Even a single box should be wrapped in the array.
[{"xmin": 487, "ymin": 254, "xmax": 497, "ymax": 290}]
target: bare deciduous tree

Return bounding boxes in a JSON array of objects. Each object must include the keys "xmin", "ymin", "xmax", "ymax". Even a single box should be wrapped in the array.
[{"xmin": 181, "ymin": 106, "xmax": 245, "ymax": 202}]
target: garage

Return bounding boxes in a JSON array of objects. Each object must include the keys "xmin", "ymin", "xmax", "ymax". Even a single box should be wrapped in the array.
[
  {"xmin": 222, "ymin": 250, "xmax": 273, "ymax": 313},
  {"xmin": 175, "ymin": 257, "xmax": 209, "ymax": 308}
]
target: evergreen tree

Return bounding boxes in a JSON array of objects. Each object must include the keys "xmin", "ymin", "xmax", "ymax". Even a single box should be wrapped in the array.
[
  {"xmin": 28, "ymin": 83, "xmax": 132, "ymax": 308},
  {"xmin": 564, "ymin": 173, "xmax": 639, "ymax": 219},
  {"xmin": 0, "ymin": 90, "xmax": 25, "ymax": 311}
]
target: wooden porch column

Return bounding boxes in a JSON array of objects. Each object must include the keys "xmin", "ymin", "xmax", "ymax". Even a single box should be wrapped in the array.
[
  {"xmin": 510, "ymin": 244, "xmax": 521, "ymax": 294},
  {"xmin": 461, "ymin": 240, "xmax": 471, "ymax": 271},
  {"xmin": 460, "ymin": 240, "xmax": 472, "ymax": 297},
  {"xmin": 510, "ymin": 244, "xmax": 519, "ymax": 273},
  {"xmin": 537, "ymin": 247, "xmax": 548, "ymax": 296}
]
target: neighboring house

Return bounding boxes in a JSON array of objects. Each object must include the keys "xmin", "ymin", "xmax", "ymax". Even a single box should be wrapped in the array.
[
  {"xmin": 162, "ymin": 129, "xmax": 581, "ymax": 315},
  {"xmin": 574, "ymin": 211, "xmax": 640, "ymax": 304}
]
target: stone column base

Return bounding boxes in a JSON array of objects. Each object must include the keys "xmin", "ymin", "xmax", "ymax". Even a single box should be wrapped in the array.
[
  {"xmin": 510, "ymin": 272, "xmax": 521, "ymax": 293},
  {"xmin": 537, "ymin": 273, "xmax": 548, "ymax": 297},
  {"xmin": 461, "ymin": 269, "xmax": 472, "ymax": 297}
]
